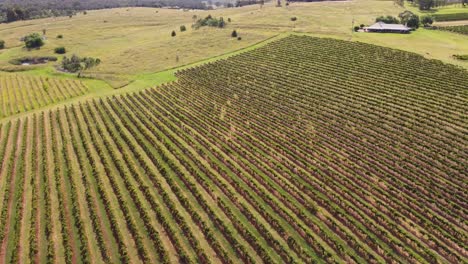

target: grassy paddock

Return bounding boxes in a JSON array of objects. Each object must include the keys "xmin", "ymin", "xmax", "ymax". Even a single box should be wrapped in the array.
[{"xmin": 0, "ymin": 0, "xmax": 466, "ymax": 88}]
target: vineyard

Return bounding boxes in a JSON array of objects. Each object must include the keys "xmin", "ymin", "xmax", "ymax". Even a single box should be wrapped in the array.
[
  {"xmin": 0, "ymin": 35, "xmax": 466, "ymax": 263},
  {"xmin": 433, "ymin": 12, "xmax": 468, "ymax": 21},
  {"xmin": 435, "ymin": 25, "xmax": 468, "ymax": 35},
  {"xmin": 0, "ymin": 73, "xmax": 88, "ymax": 118}
]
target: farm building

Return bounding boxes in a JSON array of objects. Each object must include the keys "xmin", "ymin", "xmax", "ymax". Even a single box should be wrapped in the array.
[{"xmin": 364, "ymin": 22, "xmax": 411, "ymax": 33}]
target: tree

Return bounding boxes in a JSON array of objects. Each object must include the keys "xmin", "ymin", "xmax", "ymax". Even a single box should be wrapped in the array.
[
  {"xmin": 218, "ymin": 17, "xmax": 225, "ymax": 28},
  {"xmin": 62, "ymin": 55, "xmax": 82, "ymax": 73},
  {"xmin": 180, "ymin": 25, "xmax": 187, "ymax": 32},
  {"xmin": 23, "ymin": 33, "xmax": 44, "ymax": 49},
  {"xmin": 6, "ymin": 7, "xmax": 28, "ymax": 22},
  {"xmin": 290, "ymin": 17, "xmax": 297, "ymax": 21},
  {"xmin": 421, "ymin": 15, "xmax": 433, "ymax": 27},
  {"xmin": 418, "ymin": 0, "xmax": 434, "ymax": 10},
  {"xmin": 231, "ymin": 30, "xmax": 238, "ymax": 37},
  {"xmin": 399, "ymin": 11, "xmax": 419, "ymax": 28},
  {"xmin": 171, "ymin": 30, "xmax": 177, "ymax": 37},
  {"xmin": 0, "ymin": 40, "xmax": 4, "ymax": 49},
  {"xmin": 62, "ymin": 55, "xmax": 100, "ymax": 73}
]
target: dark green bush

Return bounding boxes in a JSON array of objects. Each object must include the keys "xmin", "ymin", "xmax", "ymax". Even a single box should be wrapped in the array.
[
  {"xmin": 453, "ymin": 54, "xmax": 468, "ymax": 61},
  {"xmin": 23, "ymin": 33, "xmax": 44, "ymax": 49},
  {"xmin": 0, "ymin": 40, "xmax": 4, "ymax": 49},
  {"xmin": 54, "ymin": 47, "xmax": 66, "ymax": 54}
]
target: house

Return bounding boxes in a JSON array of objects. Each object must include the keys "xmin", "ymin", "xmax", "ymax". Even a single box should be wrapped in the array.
[{"xmin": 364, "ymin": 22, "xmax": 411, "ymax": 34}]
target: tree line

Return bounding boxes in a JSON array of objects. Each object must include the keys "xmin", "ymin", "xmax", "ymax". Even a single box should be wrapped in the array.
[{"xmin": 0, "ymin": 0, "xmax": 219, "ymax": 23}]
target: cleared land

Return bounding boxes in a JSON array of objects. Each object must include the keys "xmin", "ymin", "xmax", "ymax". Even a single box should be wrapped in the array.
[
  {"xmin": 0, "ymin": 35, "xmax": 466, "ymax": 264},
  {"xmin": 0, "ymin": 0, "xmax": 467, "ymax": 88}
]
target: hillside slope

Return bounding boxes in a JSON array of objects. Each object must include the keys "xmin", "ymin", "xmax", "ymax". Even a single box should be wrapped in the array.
[{"xmin": 0, "ymin": 35, "xmax": 466, "ymax": 264}]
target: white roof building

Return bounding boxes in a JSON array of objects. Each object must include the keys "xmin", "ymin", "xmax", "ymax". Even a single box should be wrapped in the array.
[{"xmin": 365, "ymin": 22, "xmax": 411, "ymax": 33}]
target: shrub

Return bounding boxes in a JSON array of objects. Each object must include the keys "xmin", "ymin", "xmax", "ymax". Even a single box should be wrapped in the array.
[
  {"xmin": 354, "ymin": 26, "xmax": 360, "ymax": 32},
  {"xmin": 376, "ymin": 15, "xmax": 399, "ymax": 24},
  {"xmin": 0, "ymin": 40, "xmax": 4, "ymax": 49},
  {"xmin": 231, "ymin": 30, "xmax": 238, "ymax": 38},
  {"xmin": 237, "ymin": 37, "xmax": 242, "ymax": 41},
  {"xmin": 453, "ymin": 54, "xmax": 468, "ymax": 61},
  {"xmin": 421, "ymin": 15, "xmax": 434, "ymax": 27},
  {"xmin": 23, "ymin": 33, "xmax": 44, "ymax": 49},
  {"xmin": 360, "ymin": 24, "xmax": 365, "ymax": 28},
  {"xmin": 57, "ymin": 34, "xmax": 63, "ymax": 39},
  {"xmin": 291, "ymin": 17, "xmax": 297, "ymax": 21},
  {"xmin": 171, "ymin": 30, "xmax": 176, "ymax": 37},
  {"xmin": 180, "ymin": 25, "xmax": 187, "ymax": 32},
  {"xmin": 54, "ymin": 47, "xmax": 66, "ymax": 54}
]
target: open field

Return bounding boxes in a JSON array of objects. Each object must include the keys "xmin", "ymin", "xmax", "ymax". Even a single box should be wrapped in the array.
[
  {"xmin": 0, "ymin": 0, "xmax": 467, "ymax": 89},
  {"xmin": 0, "ymin": 35, "xmax": 466, "ymax": 264}
]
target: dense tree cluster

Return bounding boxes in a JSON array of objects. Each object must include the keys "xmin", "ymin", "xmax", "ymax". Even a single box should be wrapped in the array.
[
  {"xmin": 192, "ymin": 15, "xmax": 225, "ymax": 29},
  {"xmin": 407, "ymin": 0, "xmax": 466, "ymax": 10},
  {"xmin": 61, "ymin": 55, "xmax": 101, "ymax": 73}
]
